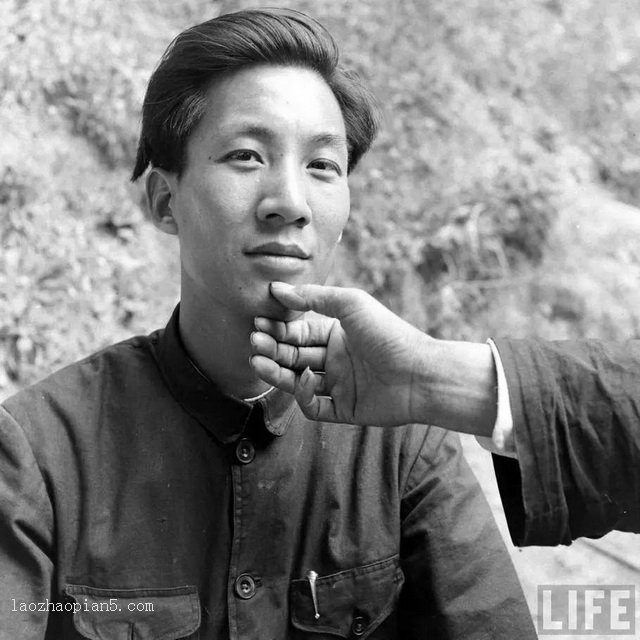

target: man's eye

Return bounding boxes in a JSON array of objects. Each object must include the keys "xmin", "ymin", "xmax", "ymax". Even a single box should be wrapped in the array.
[
  {"xmin": 308, "ymin": 159, "xmax": 342, "ymax": 176},
  {"xmin": 226, "ymin": 150, "xmax": 261, "ymax": 163}
]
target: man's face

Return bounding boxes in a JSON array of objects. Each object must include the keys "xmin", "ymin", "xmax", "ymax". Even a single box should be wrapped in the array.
[{"xmin": 161, "ymin": 64, "xmax": 350, "ymax": 319}]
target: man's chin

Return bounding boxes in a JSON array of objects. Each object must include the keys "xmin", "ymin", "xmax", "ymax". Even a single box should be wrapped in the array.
[{"xmin": 245, "ymin": 273, "xmax": 328, "ymax": 320}]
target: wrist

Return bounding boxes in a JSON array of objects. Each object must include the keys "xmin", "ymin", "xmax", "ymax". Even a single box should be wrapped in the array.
[
  {"xmin": 410, "ymin": 338, "xmax": 497, "ymax": 437},
  {"xmin": 408, "ymin": 332, "xmax": 438, "ymax": 424}
]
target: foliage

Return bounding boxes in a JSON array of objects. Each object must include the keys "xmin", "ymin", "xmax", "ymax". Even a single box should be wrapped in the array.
[{"xmin": 2, "ymin": 0, "xmax": 640, "ymax": 393}]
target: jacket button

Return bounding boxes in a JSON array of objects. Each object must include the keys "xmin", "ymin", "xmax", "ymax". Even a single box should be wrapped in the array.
[
  {"xmin": 234, "ymin": 574, "xmax": 256, "ymax": 599},
  {"xmin": 351, "ymin": 615, "xmax": 368, "ymax": 636},
  {"xmin": 235, "ymin": 438, "xmax": 256, "ymax": 464}
]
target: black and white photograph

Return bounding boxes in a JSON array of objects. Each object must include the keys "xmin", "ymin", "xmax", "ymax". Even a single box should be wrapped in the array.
[{"xmin": 1, "ymin": 1, "xmax": 639, "ymax": 637}]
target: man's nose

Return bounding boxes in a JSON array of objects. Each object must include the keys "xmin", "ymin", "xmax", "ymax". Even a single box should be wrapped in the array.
[{"xmin": 256, "ymin": 163, "xmax": 312, "ymax": 227}]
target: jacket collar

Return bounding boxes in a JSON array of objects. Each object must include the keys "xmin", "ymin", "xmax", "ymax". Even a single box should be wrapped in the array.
[{"xmin": 153, "ymin": 306, "xmax": 297, "ymax": 444}]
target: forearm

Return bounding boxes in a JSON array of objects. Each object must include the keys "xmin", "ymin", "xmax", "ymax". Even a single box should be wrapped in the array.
[
  {"xmin": 493, "ymin": 338, "xmax": 640, "ymax": 544},
  {"xmin": 410, "ymin": 338, "xmax": 498, "ymax": 437}
]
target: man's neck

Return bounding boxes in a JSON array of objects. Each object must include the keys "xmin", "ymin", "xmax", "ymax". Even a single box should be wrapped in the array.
[{"xmin": 178, "ymin": 294, "xmax": 271, "ymax": 401}]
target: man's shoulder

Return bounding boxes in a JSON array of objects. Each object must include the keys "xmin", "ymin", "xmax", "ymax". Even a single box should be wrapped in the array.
[{"xmin": 2, "ymin": 328, "xmax": 164, "ymax": 423}]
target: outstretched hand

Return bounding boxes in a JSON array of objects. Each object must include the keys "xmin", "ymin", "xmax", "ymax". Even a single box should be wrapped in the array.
[{"xmin": 249, "ymin": 282, "xmax": 432, "ymax": 426}]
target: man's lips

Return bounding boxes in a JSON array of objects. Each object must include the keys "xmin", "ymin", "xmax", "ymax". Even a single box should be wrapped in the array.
[{"xmin": 244, "ymin": 242, "xmax": 311, "ymax": 259}]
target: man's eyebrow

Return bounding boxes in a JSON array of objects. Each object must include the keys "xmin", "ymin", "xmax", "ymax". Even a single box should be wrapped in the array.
[
  {"xmin": 226, "ymin": 124, "xmax": 275, "ymax": 141},
  {"xmin": 309, "ymin": 132, "xmax": 348, "ymax": 150},
  {"xmin": 223, "ymin": 125, "xmax": 347, "ymax": 149}
]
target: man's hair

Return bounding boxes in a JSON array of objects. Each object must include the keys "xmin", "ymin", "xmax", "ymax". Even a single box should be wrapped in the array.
[{"xmin": 131, "ymin": 8, "xmax": 379, "ymax": 181}]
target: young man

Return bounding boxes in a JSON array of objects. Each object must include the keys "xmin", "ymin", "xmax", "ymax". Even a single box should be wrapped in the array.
[{"xmin": 0, "ymin": 9, "xmax": 536, "ymax": 638}]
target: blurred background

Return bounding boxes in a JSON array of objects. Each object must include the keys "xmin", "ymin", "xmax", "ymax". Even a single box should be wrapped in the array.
[{"xmin": 2, "ymin": 0, "xmax": 639, "ymax": 636}]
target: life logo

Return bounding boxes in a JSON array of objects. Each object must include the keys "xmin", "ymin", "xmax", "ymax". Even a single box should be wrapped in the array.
[{"xmin": 537, "ymin": 585, "xmax": 637, "ymax": 635}]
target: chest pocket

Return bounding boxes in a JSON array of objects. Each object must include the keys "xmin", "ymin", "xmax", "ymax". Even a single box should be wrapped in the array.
[
  {"xmin": 290, "ymin": 555, "xmax": 404, "ymax": 639},
  {"xmin": 64, "ymin": 584, "xmax": 200, "ymax": 640}
]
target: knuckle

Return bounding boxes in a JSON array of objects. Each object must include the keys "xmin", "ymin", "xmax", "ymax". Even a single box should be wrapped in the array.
[
  {"xmin": 348, "ymin": 288, "xmax": 369, "ymax": 306},
  {"xmin": 290, "ymin": 345, "xmax": 302, "ymax": 369},
  {"xmin": 278, "ymin": 343, "xmax": 294, "ymax": 367},
  {"xmin": 299, "ymin": 322, "xmax": 311, "ymax": 345}
]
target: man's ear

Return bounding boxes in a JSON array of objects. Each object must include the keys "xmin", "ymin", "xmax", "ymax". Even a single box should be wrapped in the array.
[{"xmin": 146, "ymin": 168, "xmax": 179, "ymax": 235}]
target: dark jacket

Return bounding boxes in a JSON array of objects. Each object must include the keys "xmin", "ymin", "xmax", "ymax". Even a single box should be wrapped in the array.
[{"xmin": 493, "ymin": 338, "xmax": 640, "ymax": 546}]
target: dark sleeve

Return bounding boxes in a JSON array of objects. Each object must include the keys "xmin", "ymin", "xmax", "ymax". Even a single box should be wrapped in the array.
[
  {"xmin": 398, "ymin": 426, "xmax": 536, "ymax": 639},
  {"xmin": 0, "ymin": 406, "xmax": 54, "ymax": 639},
  {"xmin": 491, "ymin": 338, "xmax": 640, "ymax": 546}
]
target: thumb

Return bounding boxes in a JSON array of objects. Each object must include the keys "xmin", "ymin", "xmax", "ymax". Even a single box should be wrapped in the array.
[{"xmin": 269, "ymin": 282, "xmax": 364, "ymax": 319}]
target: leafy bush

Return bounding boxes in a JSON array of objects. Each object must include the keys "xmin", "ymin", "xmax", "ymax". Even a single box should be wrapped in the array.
[{"xmin": 2, "ymin": 0, "xmax": 640, "ymax": 392}]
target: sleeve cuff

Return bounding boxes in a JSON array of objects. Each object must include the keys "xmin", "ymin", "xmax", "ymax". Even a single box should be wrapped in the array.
[{"xmin": 475, "ymin": 339, "xmax": 517, "ymax": 459}]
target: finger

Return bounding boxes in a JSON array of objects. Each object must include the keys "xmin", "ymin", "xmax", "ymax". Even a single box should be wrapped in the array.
[
  {"xmin": 254, "ymin": 315, "xmax": 334, "ymax": 346},
  {"xmin": 294, "ymin": 368, "xmax": 338, "ymax": 423},
  {"xmin": 251, "ymin": 356, "xmax": 328, "ymax": 397},
  {"xmin": 253, "ymin": 317, "xmax": 287, "ymax": 340},
  {"xmin": 250, "ymin": 331, "xmax": 327, "ymax": 371},
  {"xmin": 249, "ymin": 355, "xmax": 297, "ymax": 394},
  {"xmin": 270, "ymin": 282, "xmax": 370, "ymax": 320},
  {"xmin": 308, "ymin": 371, "xmax": 329, "ymax": 396},
  {"xmin": 252, "ymin": 356, "xmax": 337, "ymax": 422}
]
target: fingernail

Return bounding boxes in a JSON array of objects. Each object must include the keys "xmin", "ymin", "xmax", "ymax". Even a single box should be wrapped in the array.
[
  {"xmin": 270, "ymin": 281, "xmax": 306, "ymax": 306},
  {"xmin": 254, "ymin": 317, "xmax": 269, "ymax": 331},
  {"xmin": 301, "ymin": 367, "xmax": 313, "ymax": 387}
]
